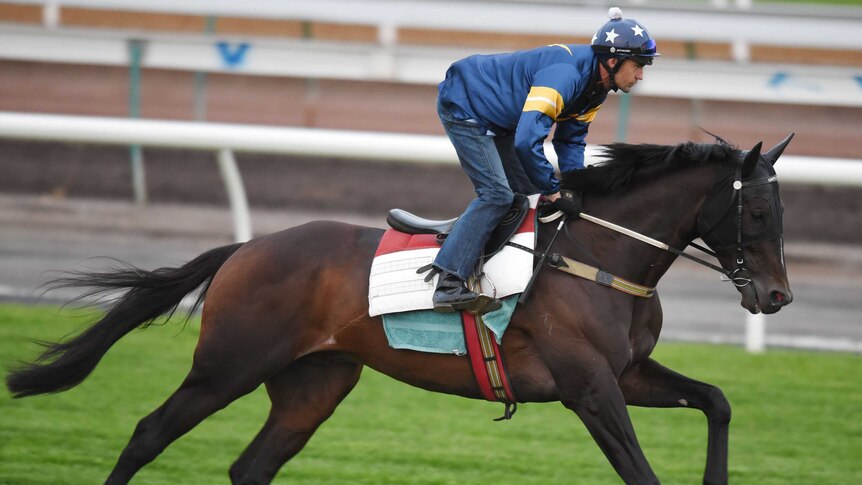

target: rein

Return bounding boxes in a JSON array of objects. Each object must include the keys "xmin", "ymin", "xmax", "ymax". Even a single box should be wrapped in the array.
[{"xmin": 578, "ymin": 212, "xmax": 728, "ymax": 275}]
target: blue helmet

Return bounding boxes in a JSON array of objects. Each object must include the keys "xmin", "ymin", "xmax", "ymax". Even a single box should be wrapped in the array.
[{"xmin": 591, "ymin": 7, "xmax": 660, "ymax": 66}]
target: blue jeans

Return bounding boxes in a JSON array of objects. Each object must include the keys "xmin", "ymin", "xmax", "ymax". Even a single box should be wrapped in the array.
[{"xmin": 433, "ymin": 100, "xmax": 517, "ymax": 281}]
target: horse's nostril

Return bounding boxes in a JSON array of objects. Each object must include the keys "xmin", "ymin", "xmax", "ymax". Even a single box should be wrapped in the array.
[{"xmin": 770, "ymin": 290, "xmax": 792, "ymax": 306}]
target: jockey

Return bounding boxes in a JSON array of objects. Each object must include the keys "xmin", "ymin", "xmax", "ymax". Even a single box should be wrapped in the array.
[{"xmin": 429, "ymin": 7, "xmax": 660, "ymax": 314}]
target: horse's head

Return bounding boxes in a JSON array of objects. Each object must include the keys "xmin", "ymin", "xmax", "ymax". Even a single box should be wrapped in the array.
[{"xmin": 697, "ymin": 134, "xmax": 795, "ymax": 314}]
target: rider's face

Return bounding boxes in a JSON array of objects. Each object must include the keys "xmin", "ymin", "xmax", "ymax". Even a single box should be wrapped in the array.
[{"xmin": 610, "ymin": 59, "xmax": 645, "ymax": 93}]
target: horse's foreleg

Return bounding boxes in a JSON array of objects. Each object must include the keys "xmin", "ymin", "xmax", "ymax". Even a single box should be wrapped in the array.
[
  {"xmin": 619, "ymin": 358, "xmax": 731, "ymax": 485},
  {"xmin": 545, "ymin": 349, "xmax": 659, "ymax": 485},
  {"xmin": 229, "ymin": 353, "xmax": 362, "ymax": 485}
]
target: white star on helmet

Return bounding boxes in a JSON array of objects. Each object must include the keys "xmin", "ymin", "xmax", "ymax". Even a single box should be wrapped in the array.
[
  {"xmin": 632, "ymin": 24, "xmax": 645, "ymax": 37},
  {"xmin": 605, "ymin": 29, "xmax": 619, "ymax": 44}
]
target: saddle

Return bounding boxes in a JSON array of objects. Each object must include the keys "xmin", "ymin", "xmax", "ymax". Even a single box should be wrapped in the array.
[{"xmin": 386, "ymin": 193, "xmax": 531, "ymax": 260}]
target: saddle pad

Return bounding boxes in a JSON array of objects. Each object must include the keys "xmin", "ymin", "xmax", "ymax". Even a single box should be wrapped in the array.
[
  {"xmin": 368, "ymin": 194, "xmax": 538, "ymax": 317},
  {"xmin": 382, "ymin": 296, "xmax": 518, "ymax": 354}
]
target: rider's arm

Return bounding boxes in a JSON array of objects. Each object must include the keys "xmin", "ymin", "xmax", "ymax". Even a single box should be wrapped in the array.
[
  {"xmin": 512, "ymin": 64, "xmax": 580, "ymax": 196},
  {"xmin": 514, "ymin": 111, "xmax": 557, "ymax": 195},
  {"xmin": 552, "ymin": 114, "xmax": 597, "ymax": 174}
]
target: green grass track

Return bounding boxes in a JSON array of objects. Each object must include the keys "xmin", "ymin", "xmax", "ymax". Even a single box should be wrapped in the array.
[{"xmin": 1, "ymin": 303, "xmax": 860, "ymax": 484}]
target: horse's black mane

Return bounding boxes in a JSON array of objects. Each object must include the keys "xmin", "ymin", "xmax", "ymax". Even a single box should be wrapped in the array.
[{"xmin": 560, "ymin": 140, "xmax": 738, "ymax": 194}]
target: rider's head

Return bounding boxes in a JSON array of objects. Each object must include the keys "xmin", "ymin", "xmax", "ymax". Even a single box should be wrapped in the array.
[{"xmin": 591, "ymin": 7, "xmax": 660, "ymax": 92}]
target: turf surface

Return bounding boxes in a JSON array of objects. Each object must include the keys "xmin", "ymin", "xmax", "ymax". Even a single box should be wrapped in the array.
[{"xmin": 1, "ymin": 303, "xmax": 860, "ymax": 484}]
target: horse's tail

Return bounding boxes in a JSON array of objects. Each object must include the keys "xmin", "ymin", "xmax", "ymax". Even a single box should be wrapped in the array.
[{"xmin": 5, "ymin": 242, "xmax": 244, "ymax": 398}]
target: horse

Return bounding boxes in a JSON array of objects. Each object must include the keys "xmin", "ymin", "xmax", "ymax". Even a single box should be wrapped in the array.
[{"xmin": 6, "ymin": 134, "xmax": 794, "ymax": 485}]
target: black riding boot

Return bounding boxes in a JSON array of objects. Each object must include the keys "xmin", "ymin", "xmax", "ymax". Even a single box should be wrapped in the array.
[{"xmin": 432, "ymin": 271, "xmax": 502, "ymax": 315}]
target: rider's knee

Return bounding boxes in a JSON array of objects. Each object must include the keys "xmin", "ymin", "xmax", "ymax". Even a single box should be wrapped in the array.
[{"xmin": 478, "ymin": 187, "xmax": 514, "ymax": 208}]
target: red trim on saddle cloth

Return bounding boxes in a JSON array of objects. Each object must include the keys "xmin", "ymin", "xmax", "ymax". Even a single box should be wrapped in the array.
[
  {"xmin": 461, "ymin": 312, "xmax": 518, "ymax": 404},
  {"xmin": 374, "ymin": 230, "xmax": 440, "ymax": 257},
  {"xmin": 519, "ymin": 208, "xmax": 536, "ymax": 235}
]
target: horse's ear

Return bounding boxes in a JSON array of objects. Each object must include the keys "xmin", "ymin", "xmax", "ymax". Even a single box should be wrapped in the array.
[
  {"xmin": 764, "ymin": 133, "xmax": 794, "ymax": 166},
  {"xmin": 741, "ymin": 141, "xmax": 763, "ymax": 178}
]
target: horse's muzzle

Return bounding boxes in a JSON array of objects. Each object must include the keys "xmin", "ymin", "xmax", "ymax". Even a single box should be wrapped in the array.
[{"xmin": 740, "ymin": 281, "xmax": 792, "ymax": 315}]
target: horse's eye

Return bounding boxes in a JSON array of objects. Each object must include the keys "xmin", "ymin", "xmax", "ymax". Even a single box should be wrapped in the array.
[{"xmin": 751, "ymin": 211, "xmax": 767, "ymax": 220}]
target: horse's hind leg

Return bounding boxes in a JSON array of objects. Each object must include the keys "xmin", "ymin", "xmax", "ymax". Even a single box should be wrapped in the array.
[
  {"xmin": 105, "ymin": 363, "xmax": 263, "ymax": 485},
  {"xmin": 229, "ymin": 353, "xmax": 362, "ymax": 485}
]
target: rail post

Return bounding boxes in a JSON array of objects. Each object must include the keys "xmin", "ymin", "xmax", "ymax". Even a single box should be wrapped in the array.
[
  {"xmin": 216, "ymin": 148, "xmax": 252, "ymax": 243},
  {"xmin": 745, "ymin": 313, "xmax": 766, "ymax": 353},
  {"xmin": 127, "ymin": 38, "xmax": 147, "ymax": 205}
]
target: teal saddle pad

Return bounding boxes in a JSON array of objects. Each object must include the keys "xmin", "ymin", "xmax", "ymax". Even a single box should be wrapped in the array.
[{"xmin": 382, "ymin": 296, "xmax": 518, "ymax": 355}]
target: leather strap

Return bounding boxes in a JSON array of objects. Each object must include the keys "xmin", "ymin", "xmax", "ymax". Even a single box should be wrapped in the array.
[{"xmin": 549, "ymin": 254, "xmax": 656, "ymax": 298}]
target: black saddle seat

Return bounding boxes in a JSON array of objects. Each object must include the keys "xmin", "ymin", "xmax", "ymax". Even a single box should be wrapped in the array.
[
  {"xmin": 386, "ymin": 194, "xmax": 531, "ymax": 259},
  {"xmin": 386, "ymin": 209, "xmax": 458, "ymax": 235}
]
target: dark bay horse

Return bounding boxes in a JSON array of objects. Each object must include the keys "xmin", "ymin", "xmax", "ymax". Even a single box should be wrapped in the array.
[{"xmin": 6, "ymin": 135, "xmax": 794, "ymax": 484}]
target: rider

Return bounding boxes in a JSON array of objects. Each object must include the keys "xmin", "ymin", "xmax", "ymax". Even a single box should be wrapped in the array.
[{"xmin": 429, "ymin": 7, "xmax": 660, "ymax": 314}]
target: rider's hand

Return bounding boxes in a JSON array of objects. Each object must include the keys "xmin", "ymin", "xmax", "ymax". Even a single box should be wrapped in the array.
[{"xmin": 551, "ymin": 189, "xmax": 582, "ymax": 218}]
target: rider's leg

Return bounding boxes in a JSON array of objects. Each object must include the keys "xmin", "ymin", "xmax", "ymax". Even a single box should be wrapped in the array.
[{"xmin": 432, "ymin": 102, "xmax": 512, "ymax": 313}]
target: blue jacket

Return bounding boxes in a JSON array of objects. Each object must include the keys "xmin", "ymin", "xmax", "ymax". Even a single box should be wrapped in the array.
[{"xmin": 438, "ymin": 44, "xmax": 606, "ymax": 194}]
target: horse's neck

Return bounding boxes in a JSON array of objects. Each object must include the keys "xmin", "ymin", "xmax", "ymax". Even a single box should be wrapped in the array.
[{"xmin": 574, "ymin": 163, "xmax": 720, "ymax": 286}]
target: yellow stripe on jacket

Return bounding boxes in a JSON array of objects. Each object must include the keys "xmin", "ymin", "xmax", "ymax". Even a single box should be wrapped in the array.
[
  {"xmin": 548, "ymin": 44, "xmax": 573, "ymax": 56},
  {"xmin": 522, "ymin": 86, "xmax": 564, "ymax": 119},
  {"xmin": 575, "ymin": 104, "xmax": 602, "ymax": 123}
]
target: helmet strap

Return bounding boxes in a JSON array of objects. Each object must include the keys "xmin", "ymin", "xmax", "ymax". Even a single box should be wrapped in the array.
[{"xmin": 598, "ymin": 57, "xmax": 619, "ymax": 92}]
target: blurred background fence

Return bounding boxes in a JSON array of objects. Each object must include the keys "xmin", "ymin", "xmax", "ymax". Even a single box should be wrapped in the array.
[{"xmin": 1, "ymin": 0, "xmax": 860, "ymax": 236}]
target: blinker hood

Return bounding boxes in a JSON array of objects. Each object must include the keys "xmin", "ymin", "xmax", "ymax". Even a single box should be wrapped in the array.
[{"xmin": 697, "ymin": 153, "xmax": 784, "ymax": 251}]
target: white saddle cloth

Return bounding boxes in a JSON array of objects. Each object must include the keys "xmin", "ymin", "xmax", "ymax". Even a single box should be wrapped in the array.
[{"xmin": 368, "ymin": 195, "xmax": 538, "ymax": 317}]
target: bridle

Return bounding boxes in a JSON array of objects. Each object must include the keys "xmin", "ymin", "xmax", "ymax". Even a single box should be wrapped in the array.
[
  {"xmin": 518, "ymin": 153, "xmax": 783, "ymax": 302},
  {"xmin": 695, "ymin": 158, "xmax": 782, "ymax": 288}
]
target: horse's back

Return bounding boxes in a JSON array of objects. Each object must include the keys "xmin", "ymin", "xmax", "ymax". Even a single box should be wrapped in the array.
[
  {"xmin": 198, "ymin": 221, "xmax": 384, "ymax": 357},
  {"xmin": 214, "ymin": 220, "xmax": 382, "ymax": 280},
  {"xmin": 244, "ymin": 220, "xmax": 383, "ymax": 266}
]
